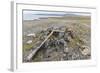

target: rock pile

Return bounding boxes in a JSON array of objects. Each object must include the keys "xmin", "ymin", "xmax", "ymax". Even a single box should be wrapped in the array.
[{"xmin": 31, "ymin": 26, "xmax": 91, "ymax": 61}]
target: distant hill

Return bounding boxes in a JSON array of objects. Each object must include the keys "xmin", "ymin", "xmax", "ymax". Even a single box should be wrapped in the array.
[{"xmin": 36, "ymin": 14, "xmax": 91, "ymax": 20}]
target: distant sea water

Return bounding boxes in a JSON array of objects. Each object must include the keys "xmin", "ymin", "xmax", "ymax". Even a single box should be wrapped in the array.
[{"xmin": 23, "ymin": 14, "xmax": 63, "ymax": 20}]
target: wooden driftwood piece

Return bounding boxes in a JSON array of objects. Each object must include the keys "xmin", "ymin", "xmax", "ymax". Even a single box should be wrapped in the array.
[
  {"xmin": 25, "ymin": 30, "xmax": 54, "ymax": 62},
  {"xmin": 24, "ymin": 30, "xmax": 65, "ymax": 62}
]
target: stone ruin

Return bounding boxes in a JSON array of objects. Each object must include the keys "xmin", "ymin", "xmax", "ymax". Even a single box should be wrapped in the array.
[{"xmin": 24, "ymin": 26, "xmax": 91, "ymax": 62}]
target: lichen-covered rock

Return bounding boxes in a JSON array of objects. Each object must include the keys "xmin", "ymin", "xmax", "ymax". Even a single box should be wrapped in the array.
[
  {"xmin": 64, "ymin": 47, "xmax": 69, "ymax": 53},
  {"xmin": 80, "ymin": 46, "xmax": 90, "ymax": 56}
]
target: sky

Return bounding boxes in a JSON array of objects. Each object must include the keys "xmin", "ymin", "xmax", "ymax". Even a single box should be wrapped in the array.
[{"xmin": 23, "ymin": 10, "xmax": 91, "ymax": 20}]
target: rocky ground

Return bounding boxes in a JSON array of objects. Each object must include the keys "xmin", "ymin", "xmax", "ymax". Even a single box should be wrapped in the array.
[
  {"xmin": 32, "ymin": 27, "xmax": 90, "ymax": 61},
  {"xmin": 23, "ymin": 16, "xmax": 91, "ymax": 62}
]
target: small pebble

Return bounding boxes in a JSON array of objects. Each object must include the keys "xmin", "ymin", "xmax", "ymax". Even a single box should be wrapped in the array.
[{"xmin": 64, "ymin": 47, "xmax": 69, "ymax": 53}]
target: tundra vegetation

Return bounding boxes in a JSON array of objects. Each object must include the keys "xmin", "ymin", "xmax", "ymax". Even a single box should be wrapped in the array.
[{"xmin": 22, "ymin": 13, "xmax": 91, "ymax": 62}]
